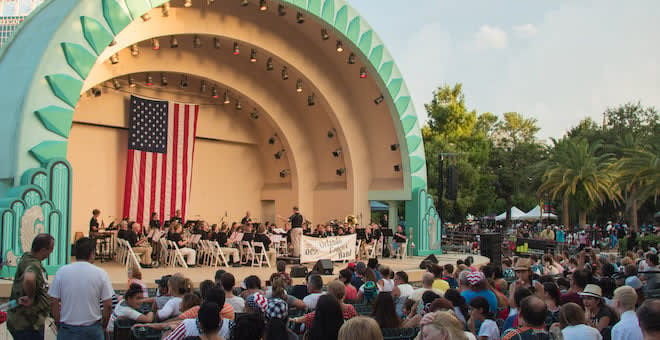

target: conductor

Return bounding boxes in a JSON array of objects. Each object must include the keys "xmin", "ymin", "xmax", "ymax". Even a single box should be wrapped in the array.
[{"xmin": 289, "ymin": 207, "xmax": 304, "ymax": 257}]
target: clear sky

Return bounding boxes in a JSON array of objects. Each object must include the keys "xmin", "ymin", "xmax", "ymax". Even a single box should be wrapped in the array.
[{"xmin": 349, "ymin": 0, "xmax": 660, "ymax": 140}]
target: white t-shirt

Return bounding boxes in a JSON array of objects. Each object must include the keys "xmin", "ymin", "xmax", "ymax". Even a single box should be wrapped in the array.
[
  {"xmin": 302, "ymin": 292, "xmax": 325, "ymax": 310},
  {"xmin": 561, "ymin": 324, "xmax": 603, "ymax": 340},
  {"xmin": 107, "ymin": 301, "xmax": 143, "ymax": 332},
  {"xmin": 478, "ymin": 319, "xmax": 500, "ymax": 340},
  {"xmin": 226, "ymin": 296, "xmax": 245, "ymax": 313},
  {"xmin": 378, "ymin": 279, "xmax": 395, "ymax": 292},
  {"xmin": 164, "ymin": 318, "xmax": 232, "ymax": 340},
  {"xmin": 48, "ymin": 261, "xmax": 114, "ymax": 326},
  {"xmin": 157, "ymin": 297, "xmax": 182, "ymax": 320},
  {"xmin": 397, "ymin": 284, "xmax": 414, "ymax": 297}
]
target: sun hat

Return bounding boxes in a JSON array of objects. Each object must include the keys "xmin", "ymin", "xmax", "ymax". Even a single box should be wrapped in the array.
[
  {"xmin": 466, "ymin": 271, "xmax": 485, "ymax": 286},
  {"xmin": 578, "ymin": 284, "xmax": 603, "ymax": 299},
  {"xmin": 265, "ymin": 298, "xmax": 288, "ymax": 320},
  {"xmin": 246, "ymin": 292, "xmax": 268, "ymax": 313},
  {"xmin": 514, "ymin": 259, "xmax": 532, "ymax": 271},
  {"xmin": 625, "ymin": 276, "xmax": 643, "ymax": 290}
]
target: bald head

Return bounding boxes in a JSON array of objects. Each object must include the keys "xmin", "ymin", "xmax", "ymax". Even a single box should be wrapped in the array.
[
  {"xmin": 422, "ymin": 272, "xmax": 435, "ymax": 288},
  {"xmin": 519, "ymin": 295, "xmax": 547, "ymax": 327}
]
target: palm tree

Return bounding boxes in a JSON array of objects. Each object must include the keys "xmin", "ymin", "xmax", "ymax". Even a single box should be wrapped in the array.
[{"xmin": 537, "ymin": 138, "xmax": 620, "ymax": 228}]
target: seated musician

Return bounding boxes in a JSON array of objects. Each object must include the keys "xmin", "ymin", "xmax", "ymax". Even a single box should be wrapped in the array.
[
  {"xmin": 254, "ymin": 224, "xmax": 277, "ymax": 265},
  {"xmin": 122, "ymin": 222, "xmax": 153, "ymax": 268},
  {"xmin": 392, "ymin": 224, "xmax": 407, "ymax": 254},
  {"xmin": 167, "ymin": 222, "xmax": 197, "ymax": 266},
  {"xmin": 117, "ymin": 221, "xmax": 130, "ymax": 239},
  {"xmin": 239, "ymin": 224, "xmax": 255, "ymax": 262},
  {"xmin": 149, "ymin": 212, "xmax": 162, "ymax": 230},
  {"xmin": 216, "ymin": 223, "xmax": 228, "ymax": 247},
  {"xmin": 170, "ymin": 209, "xmax": 183, "ymax": 224},
  {"xmin": 89, "ymin": 209, "xmax": 102, "ymax": 234}
]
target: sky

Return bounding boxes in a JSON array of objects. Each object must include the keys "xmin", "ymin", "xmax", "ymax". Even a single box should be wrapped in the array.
[{"xmin": 348, "ymin": 0, "xmax": 660, "ymax": 140}]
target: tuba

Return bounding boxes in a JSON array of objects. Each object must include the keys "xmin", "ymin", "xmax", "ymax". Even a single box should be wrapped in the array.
[{"xmin": 345, "ymin": 215, "xmax": 357, "ymax": 226}]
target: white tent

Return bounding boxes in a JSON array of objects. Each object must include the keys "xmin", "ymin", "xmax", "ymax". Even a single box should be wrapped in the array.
[
  {"xmin": 495, "ymin": 206, "xmax": 527, "ymax": 221},
  {"xmin": 523, "ymin": 205, "xmax": 558, "ymax": 220}
]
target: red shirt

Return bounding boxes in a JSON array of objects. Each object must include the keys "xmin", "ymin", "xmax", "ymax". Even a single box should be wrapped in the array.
[
  {"xmin": 344, "ymin": 284, "xmax": 358, "ymax": 301},
  {"xmin": 304, "ymin": 304, "xmax": 357, "ymax": 329}
]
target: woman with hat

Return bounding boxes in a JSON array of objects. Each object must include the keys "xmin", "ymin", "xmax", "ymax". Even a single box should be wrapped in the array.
[{"xmin": 579, "ymin": 284, "xmax": 619, "ymax": 335}]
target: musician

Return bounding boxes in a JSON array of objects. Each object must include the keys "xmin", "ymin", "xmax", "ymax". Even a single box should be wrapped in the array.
[
  {"xmin": 241, "ymin": 211, "xmax": 252, "ymax": 225},
  {"xmin": 199, "ymin": 221, "xmax": 212, "ymax": 240},
  {"xmin": 117, "ymin": 221, "xmax": 130, "ymax": 239},
  {"xmin": 166, "ymin": 222, "xmax": 197, "ymax": 266},
  {"xmin": 392, "ymin": 224, "xmax": 407, "ymax": 255},
  {"xmin": 254, "ymin": 225, "xmax": 277, "ymax": 266},
  {"xmin": 121, "ymin": 222, "xmax": 153, "ymax": 268},
  {"xmin": 149, "ymin": 212, "xmax": 161, "ymax": 230},
  {"xmin": 89, "ymin": 209, "xmax": 103, "ymax": 234},
  {"xmin": 380, "ymin": 214, "xmax": 389, "ymax": 229},
  {"xmin": 288, "ymin": 206, "xmax": 304, "ymax": 257},
  {"xmin": 170, "ymin": 209, "xmax": 183, "ymax": 224}
]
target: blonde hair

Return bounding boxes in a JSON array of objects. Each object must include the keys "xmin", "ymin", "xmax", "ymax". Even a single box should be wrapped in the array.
[
  {"xmin": 338, "ymin": 316, "xmax": 383, "ymax": 340},
  {"xmin": 614, "ymin": 286, "xmax": 638, "ymax": 311},
  {"xmin": 423, "ymin": 311, "xmax": 468, "ymax": 340},
  {"xmin": 257, "ymin": 224, "xmax": 267, "ymax": 234},
  {"xmin": 327, "ymin": 280, "xmax": 346, "ymax": 301}
]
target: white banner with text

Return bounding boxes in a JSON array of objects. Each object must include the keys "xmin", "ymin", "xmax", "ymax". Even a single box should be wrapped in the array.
[{"xmin": 300, "ymin": 234, "xmax": 356, "ymax": 263}]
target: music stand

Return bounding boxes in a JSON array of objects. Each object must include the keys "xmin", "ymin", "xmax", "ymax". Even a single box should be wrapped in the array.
[
  {"xmin": 356, "ymin": 229, "xmax": 367, "ymax": 240},
  {"xmin": 380, "ymin": 228, "xmax": 393, "ymax": 257}
]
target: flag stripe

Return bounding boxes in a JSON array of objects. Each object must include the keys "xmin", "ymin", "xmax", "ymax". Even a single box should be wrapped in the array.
[
  {"xmin": 123, "ymin": 149, "xmax": 135, "ymax": 219},
  {"xmin": 129, "ymin": 150, "xmax": 141, "ymax": 221},
  {"xmin": 136, "ymin": 152, "xmax": 147, "ymax": 225},
  {"xmin": 142, "ymin": 152, "xmax": 153, "ymax": 226},
  {"xmin": 170, "ymin": 104, "xmax": 179, "ymax": 220},
  {"xmin": 149, "ymin": 152, "xmax": 158, "ymax": 223},
  {"xmin": 181, "ymin": 105, "xmax": 190, "ymax": 223}
]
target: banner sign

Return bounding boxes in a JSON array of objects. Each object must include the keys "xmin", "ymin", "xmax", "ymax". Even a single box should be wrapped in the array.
[{"xmin": 300, "ymin": 234, "xmax": 356, "ymax": 264}]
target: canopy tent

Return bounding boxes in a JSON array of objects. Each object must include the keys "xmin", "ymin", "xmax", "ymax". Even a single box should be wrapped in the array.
[
  {"xmin": 495, "ymin": 206, "xmax": 527, "ymax": 221},
  {"xmin": 523, "ymin": 205, "xmax": 558, "ymax": 220},
  {"xmin": 370, "ymin": 201, "xmax": 389, "ymax": 212}
]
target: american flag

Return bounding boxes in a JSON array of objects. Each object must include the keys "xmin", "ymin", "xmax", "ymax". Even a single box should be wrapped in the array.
[{"xmin": 122, "ymin": 95, "xmax": 199, "ymax": 225}]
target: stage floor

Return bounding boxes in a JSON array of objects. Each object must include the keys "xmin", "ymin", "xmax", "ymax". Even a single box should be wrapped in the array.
[{"xmin": 0, "ymin": 253, "xmax": 488, "ymax": 297}]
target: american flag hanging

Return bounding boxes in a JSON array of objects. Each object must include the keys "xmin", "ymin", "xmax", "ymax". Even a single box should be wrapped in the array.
[{"xmin": 122, "ymin": 95, "xmax": 199, "ymax": 225}]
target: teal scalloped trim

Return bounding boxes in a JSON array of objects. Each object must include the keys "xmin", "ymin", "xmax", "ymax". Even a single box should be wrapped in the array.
[
  {"xmin": 388, "ymin": 78, "xmax": 403, "ymax": 99},
  {"xmin": 406, "ymin": 135, "xmax": 422, "ymax": 154},
  {"xmin": 29, "ymin": 141, "xmax": 68, "ymax": 164},
  {"xmin": 80, "ymin": 16, "xmax": 114, "ymax": 56},
  {"xmin": 412, "ymin": 176, "xmax": 426, "ymax": 190},
  {"xmin": 410, "ymin": 156, "xmax": 425, "ymax": 173},
  {"xmin": 358, "ymin": 30, "xmax": 372, "ymax": 56},
  {"xmin": 378, "ymin": 61, "xmax": 394, "ymax": 83},
  {"xmin": 346, "ymin": 16, "xmax": 360, "ymax": 43},
  {"xmin": 369, "ymin": 45, "xmax": 383, "ymax": 69},
  {"xmin": 61, "ymin": 43, "xmax": 96, "ymax": 79},
  {"xmin": 307, "ymin": 0, "xmax": 321, "ymax": 16},
  {"xmin": 103, "ymin": 0, "xmax": 132, "ymax": 35},
  {"xmin": 44, "ymin": 74, "xmax": 83, "ymax": 108},
  {"xmin": 396, "ymin": 96, "xmax": 411, "ymax": 116},
  {"xmin": 124, "ymin": 0, "xmax": 152, "ymax": 20},
  {"xmin": 34, "ymin": 106, "xmax": 74, "ymax": 138},
  {"xmin": 334, "ymin": 6, "xmax": 348, "ymax": 34},
  {"xmin": 401, "ymin": 116, "xmax": 418, "ymax": 135},
  {"xmin": 321, "ymin": 0, "xmax": 334, "ymax": 23}
]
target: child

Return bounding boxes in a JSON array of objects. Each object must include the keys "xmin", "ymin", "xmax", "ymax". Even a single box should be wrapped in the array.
[
  {"xmin": 469, "ymin": 296, "xmax": 500, "ymax": 340},
  {"xmin": 128, "ymin": 266, "xmax": 148, "ymax": 298}
]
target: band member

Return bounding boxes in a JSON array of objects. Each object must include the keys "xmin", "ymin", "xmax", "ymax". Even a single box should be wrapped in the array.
[
  {"xmin": 90, "ymin": 209, "xmax": 103, "ymax": 233},
  {"xmin": 241, "ymin": 211, "xmax": 252, "ymax": 225},
  {"xmin": 167, "ymin": 222, "xmax": 196, "ymax": 266},
  {"xmin": 149, "ymin": 212, "xmax": 161, "ymax": 230},
  {"xmin": 288, "ymin": 207, "xmax": 303, "ymax": 257},
  {"xmin": 170, "ymin": 209, "xmax": 183, "ymax": 224},
  {"xmin": 120, "ymin": 222, "xmax": 153, "ymax": 267}
]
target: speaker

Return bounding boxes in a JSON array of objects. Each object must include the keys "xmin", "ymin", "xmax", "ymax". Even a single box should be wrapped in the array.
[
  {"xmin": 480, "ymin": 233, "xmax": 503, "ymax": 268},
  {"xmin": 418, "ymin": 254, "xmax": 439, "ymax": 269},
  {"xmin": 447, "ymin": 166, "xmax": 458, "ymax": 200},
  {"xmin": 290, "ymin": 265, "xmax": 308, "ymax": 278},
  {"xmin": 313, "ymin": 259, "xmax": 334, "ymax": 275}
]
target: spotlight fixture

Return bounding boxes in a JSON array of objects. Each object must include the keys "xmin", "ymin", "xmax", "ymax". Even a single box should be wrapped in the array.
[
  {"xmin": 146, "ymin": 74, "xmax": 153, "ymax": 86},
  {"xmin": 274, "ymin": 149, "xmax": 285, "ymax": 159},
  {"xmin": 235, "ymin": 100, "xmax": 243, "ymax": 110},
  {"xmin": 170, "ymin": 35, "xmax": 179, "ymax": 48},
  {"xmin": 141, "ymin": 13, "xmax": 151, "ymax": 21},
  {"xmin": 359, "ymin": 67, "xmax": 367, "ymax": 79},
  {"xmin": 152, "ymin": 38, "xmax": 160, "ymax": 50},
  {"xmin": 110, "ymin": 53, "xmax": 119, "ymax": 64},
  {"xmin": 208, "ymin": 0, "xmax": 215, "ymax": 4},
  {"xmin": 259, "ymin": 0, "xmax": 267, "ymax": 11},
  {"xmin": 336, "ymin": 40, "xmax": 343, "ymax": 52},
  {"xmin": 250, "ymin": 49, "xmax": 257, "ymax": 62},
  {"xmin": 250, "ymin": 110, "xmax": 259, "ymax": 120},
  {"xmin": 112, "ymin": 78, "xmax": 121, "ymax": 90},
  {"xmin": 211, "ymin": 87, "xmax": 219, "ymax": 99},
  {"xmin": 193, "ymin": 35, "xmax": 201, "ymax": 48},
  {"xmin": 214, "ymin": 37, "xmax": 221, "ymax": 49},
  {"xmin": 394, "ymin": 164, "xmax": 401, "ymax": 172},
  {"xmin": 162, "ymin": 2, "xmax": 170, "ymax": 16},
  {"xmin": 91, "ymin": 87, "xmax": 102, "ymax": 97},
  {"xmin": 180, "ymin": 75, "xmax": 188, "ymax": 88},
  {"xmin": 308, "ymin": 93, "xmax": 315, "ymax": 106},
  {"xmin": 200, "ymin": 80, "xmax": 207, "ymax": 93},
  {"xmin": 160, "ymin": 73, "xmax": 168, "ymax": 86},
  {"xmin": 130, "ymin": 44, "xmax": 139, "ymax": 56},
  {"xmin": 296, "ymin": 12, "xmax": 304, "ymax": 24},
  {"xmin": 268, "ymin": 136, "xmax": 276, "ymax": 144},
  {"xmin": 390, "ymin": 144, "xmax": 399, "ymax": 151},
  {"xmin": 279, "ymin": 169, "xmax": 290, "ymax": 178},
  {"xmin": 128, "ymin": 76, "xmax": 136, "ymax": 88},
  {"xmin": 347, "ymin": 53, "xmax": 355, "ymax": 64},
  {"xmin": 321, "ymin": 28, "xmax": 329, "ymax": 40},
  {"xmin": 374, "ymin": 95, "xmax": 384, "ymax": 105},
  {"xmin": 327, "ymin": 128, "xmax": 336, "ymax": 138},
  {"xmin": 281, "ymin": 66, "xmax": 288, "ymax": 80},
  {"xmin": 266, "ymin": 57, "xmax": 274, "ymax": 71},
  {"xmin": 184, "ymin": 0, "xmax": 192, "ymax": 8},
  {"xmin": 296, "ymin": 79, "xmax": 303, "ymax": 93},
  {"xmin": 233, "ymin": 42, "xmax": 240, "ymax": 55},
  {"xmin": 277, "ymin": 4, "xmax": 286, "ymax": 16},
  {"xmin": 332, "ymin": 148, "xmax": 342, "ymax": 158},
  {"xmin": 336, "ymin": 168, "xmax": 346, "ymax": 176},
  {"xmin": 223, "ymin": 90, "xmax": 231, "ymax": 104},
  {"xmin": 240, "ymin": 0, "xmax": 249, "ymax": 7}
]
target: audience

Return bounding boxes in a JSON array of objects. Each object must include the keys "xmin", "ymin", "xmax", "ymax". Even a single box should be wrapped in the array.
[
  {"xmin": 611, "ymin": 286, "xmax": 643, "ymax": 340},
  {"xmin": 637, "ymin": 299, "xmax": 660, "ymax": 340},
  {"xmin": 307, "ymin": 295, "xmax": 344, "ymax": 340},
  {"xmin": 303, "ymin": 274, "xmax": 325, "ymax": 310},
  {"xmin": 558, "ymin": 302, "xmax": 601, "ymax": 339},
  {"xmin": 371, "ymin": 292, "xmax": 401, "ymax": 329},
  {"xmin": 338, "ymin": 316, "xmax": 383, "ymax": 340}
]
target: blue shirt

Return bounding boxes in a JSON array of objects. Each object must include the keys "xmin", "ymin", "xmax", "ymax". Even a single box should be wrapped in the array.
[
  {"xmin": 461, "ymin": 289, "xmax": 498, "ymax": 313},
  {"xmin": 556, "ymin": 230, "xmax": 565, "ymax": 243}
]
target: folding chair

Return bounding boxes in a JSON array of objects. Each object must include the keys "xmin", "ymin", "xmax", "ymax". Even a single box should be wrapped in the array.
[
  {"xmin": 123, "ymin": 240, "xmax": 142, "ymax": 270},
  {"xmin": 210, "ymin": 241, "xmax": 230, "ymax": 267},
  {"xmin": 394, "ymin": 240, "xmax": 408, "ymax": 260},
  {"xmin": 169, "ymin": 240, "xmax": 189, "ymax": 268},
  {"xmin": 251, "ymin": 241, "xmax": 271, "ymax": 268},
  {"xmin": 241, "ymin": 241, "xmax": 254, "ymax": 265},
  {"xmin": 158, "ymin": 238, "xmax": 172, "ymax": 266}
]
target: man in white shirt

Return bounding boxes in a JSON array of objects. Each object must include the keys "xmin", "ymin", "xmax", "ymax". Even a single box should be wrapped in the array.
[
  {"xmin": 393, "ymin": 271, "xmax": 414, "ymax": 298},
  {"xmin": 409, "ymin": 273, "xmax": 443, "ymax": 302},
  {"xmin": 49, "ymin": 237, "xmax": 114, "ymax": 340},
  {"xmin": 220, "ymin": 272, "xmax": 245, "ymax": 313},
  {"xmin": 302, "ymin": 274, "xmax": 325, "ymax": 310},
  {"xmin": 612, "ymin": 286, "xmax": 643, "ymax": 340}
]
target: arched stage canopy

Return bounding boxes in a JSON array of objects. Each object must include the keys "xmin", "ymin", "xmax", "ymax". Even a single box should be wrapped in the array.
[{"xmin": 0, "ymin": 0, "xmax": 441, "ymax": 274}]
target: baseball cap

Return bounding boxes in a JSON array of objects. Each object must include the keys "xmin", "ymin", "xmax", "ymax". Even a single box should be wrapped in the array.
[{"xmin": 625, "ymin": 276, "xmax": 643, "ymax": 290}]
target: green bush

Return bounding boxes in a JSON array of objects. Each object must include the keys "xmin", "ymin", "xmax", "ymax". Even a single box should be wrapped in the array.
[{"xmin": 618, "ymin": 235, "xmax": 660, "ymax": 254}]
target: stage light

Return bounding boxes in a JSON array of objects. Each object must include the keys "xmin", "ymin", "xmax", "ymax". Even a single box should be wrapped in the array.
[
  {"xmin": 233, "ymin": 42, "xmax": 240, "ymax": 55},
  {"xmin": 348, "ymin": 53, "xmax": 355, "ymax": 64},
  {"xmin": 184, "ymin": 0, "xmax": 192, "ymax": 8},
  {"xmin": 332, "ymin": 148, "xmax": 342, "ymax": 158},
  {"xmin": 214, "ymin": 37, "xmax": 221, "ymax": 49},
  {"xmin": 321, "ymin": 29, "xmax": 329, "ymax": 40},
  {"xmin": 141, "ymin": 13, "xmax": 151, "ymax": 21},
  {"xmin": 240, "ymin": 0, "xmax": 249, "ymax": 7},
  {"xmin": 336, "ymin": 40, "xmax": 343, "ymax": 52},
  {"xmin": 259, "ymin": 0, "xmax": 267, "ymax": 11},
  {"xmin": 193, "ymin": 35, "xmax": 201, "ymax": 48},
  {"xmin": 390, "ymin": 144, "xmax": 399, "ymax": 151},
  {"xmin": 160, "ymin": 73, "xmax": 168, "ymax": 86},
  {"xmin": 336, "ymin": 168, "xmax": 346, "ymax": 176},
  {"xmin": 277, "ymin": 4, "xmax": 286, "ymax": 16},
  {"xmin": 208, "ymin": 0, "xmax": 215, "ymax": 4},
  {"xmin": 110, "ymin": 53, "xmax": 119, "ymax": 64},
  {"xmin": 180, "ymin": 75, "xmax": 188, "ymax": 88},
  {"xmin": 359, "ymin": 67, "xmax": 367, "ymax": 79},
  {"xmin": 250, "ymin": 49, "xmax": 257, "ymax": 62},
  {"xmin": 235, "ymin": 100, "xmax": 243, "ymax": 110},
  {"xmin": 162, "ymin": 2, "xmax": 170, "ymax": 16},
  {"xmin": 200, "ymin": 80, "xmax": 207, "ymax": 93},
  {"xmin": 223, "ymin": 90, "xmax": 230, "ymax": 104},
  {"xmin": 130, "ymin": 44, "xmax": 139, "ymax": 56},
  {"xmin": 211, "ymin": 87, "xmax": 218, "ymax": 98},
  {"xmin": 266, "ymin": 57, "xmax": 274, "ymax": 71},
  {"xmin": 308, "ymin": 93, "xmax": 315, "ymax": 106},
  {"xmin": 281, "ymin": 66, "xmax": 288, "ymax": 80},
  {"xmin": 296, "ymin": 79, "xmax": 303, "ymax": 93},
  {"xmin": 374, "ymin": 95, "xmax": 384, "ymax": 104},
  {"xmin": 112, "ymin": 79, "xmax": 121, "ymax": 90},
  {"xmin": 170, "ymin": 35, "xmax": 179, "ymax": 48},
  {"xmin": 128, "ymin": 76, "xmax": 136, "ymax": 88},
  {"xmin": 327, "ymin": 128, "xmax": 336, "ymax": 138},
  {"xmin": 274, "ymin": 149, "xmax": 285, "ymax": 159},
  {"xmin": 394, "ymin": 164, "xmax": 401, "ymax": 172},
  {"xmin": 146, "ymin": 74, "xmax": 153, "ymax": 86},
  {"xmin": 152, "ymin": 38, "xmax": 160, "ymax": 50},
  {"xmin": 91, "ymin": 87, "xmax": 102, "ymax": 97},
  {"xmin": 268, "ymin": 136, "xmax": 276, "ymax": 144},
  {"xmin": 279, "ymin": 169, "xmax": 290, "ymax": 178},
  {"xmin": 250, "ymin": 110, "xmax": 259, "ymax": 120},
  {"xmin": 296, "ymin": 12, "xmax": 304, "ymax": 24}
]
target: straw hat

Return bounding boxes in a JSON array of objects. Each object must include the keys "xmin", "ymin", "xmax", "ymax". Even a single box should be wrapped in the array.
[
  {"xmin": 514, "ymin": 259, "xmax": 532, "ymax": 271},
  {"xmin": 578, "ymin": 284, "xmax": 603, "ymax": 299}
]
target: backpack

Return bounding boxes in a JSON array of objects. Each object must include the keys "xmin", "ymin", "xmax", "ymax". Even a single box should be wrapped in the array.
[{"xmin": 363, "ymin": 281, "xmax": 377, "ymax": 303}]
